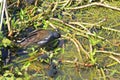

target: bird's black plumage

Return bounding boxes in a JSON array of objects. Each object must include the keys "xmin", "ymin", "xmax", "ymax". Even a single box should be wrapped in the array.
[{"xmin": 18, "ymin": 29, "xmax": 61, "ymax": 48}]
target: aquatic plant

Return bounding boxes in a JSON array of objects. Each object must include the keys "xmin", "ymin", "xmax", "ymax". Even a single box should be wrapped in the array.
[{"xmin": 0, "ymin": 0, "xmax": 120, "ymax": 80}]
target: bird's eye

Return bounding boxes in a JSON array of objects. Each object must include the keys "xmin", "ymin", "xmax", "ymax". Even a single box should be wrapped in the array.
[{"xmin": 53, "ymin": 32, "xmax": 61, "ymax": 38}]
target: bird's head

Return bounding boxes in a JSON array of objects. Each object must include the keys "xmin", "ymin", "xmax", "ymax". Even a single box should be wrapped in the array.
[{"xmin": 53, "ymin": 32, "xmax": 61, "ymax": 39}]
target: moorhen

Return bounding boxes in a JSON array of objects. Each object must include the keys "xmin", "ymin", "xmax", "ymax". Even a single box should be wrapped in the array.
[{"xmin": 17, "ymin": 29, "xmax": 61, "ymax": 49}]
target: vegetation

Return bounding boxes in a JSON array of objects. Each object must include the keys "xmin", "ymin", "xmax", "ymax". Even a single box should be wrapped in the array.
[{"xmin": 0, "ymin": 0, "xmax": 120, "ymax": 80}]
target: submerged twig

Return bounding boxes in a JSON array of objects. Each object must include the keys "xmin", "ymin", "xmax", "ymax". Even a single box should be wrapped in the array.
[
  {"xmin": 69, "ymin": 22, "xmax": 90, "ymax": 32},
  {"xmin": 102, "ymin": 26, "xmax": 120, "ymax": 33},
  {"xmin": 73, "ymin": 37, "xmax": 90, "ymax": 58},
  {"xmin": 69, "ymin": 18, "xmax": 106, "ymax": 28},
  {"xmin": 35, "ymin": 0, "xmax": 38, "ymax": 6},
  {"xmin": 62, "ymin": 35, "xmax": 83, "ymax": 62},
  {"xmin": 96, "ymin": 50, "xmax": 120, "ymax": 56},
  {"xmin": 50, "ymin": 18, "xmax": 112, "ymax": 44},
  {"xmin": 52, "ymin": 2, "xmax": 58, "ymax": 12},
  {"xmin": 65, "ymin": 2, "xmax": 120, "ymax": 11},
  {"xmin": 100, "ymin": 68, "xmax": 107, "ymax": 80},
  {"xmin": 109, "ymin": 55, "xmax": 120, "ymax": 64},
  {"xmin": 7, "ymin": 1, "xmax": 17, "ymax": 8},
  {"xmin": 46, "ymin": 21, "xmax": 58, "ymax": 30},
  {"xmin": 61, "ymin": 0, "xmax": 71, "ymax": 9}
]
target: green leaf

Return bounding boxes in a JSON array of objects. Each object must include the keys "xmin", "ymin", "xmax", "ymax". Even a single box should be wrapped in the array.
[
  {"xmin": 89, "ymin": 36, "xmax": 101, "ymax": 46},
  {"xmin": 49, "ymin": 53, "xmax": 53, "ymax": 59},
  {"xmin": 21, "ymin": 62, "xmax": 30, "ymax": 71},
  {"xmin": 20, "ymin": 9, "xmax": 25, "ymax": 20},
  {"xmin": 42, "ymin": 20, "xmax": 48, "ymax": 29},
  {"xmin": 15, "ymin": 67, "xmax": 22, "ymax": 76},
  {"xmin": 0, "ymin": 31, "xmax": 3, "ymax": 39},
  {"xmin": 2, "ymin": 38, "xmax": 11, "ymax": 47},
  {"xmin": 90, "ymin": 49, "xmax": 97, "ymax": 65},
  {"xmin": 58, "ymin": 14, "xmax": 62, "ymax": 19},
  {"xmin": 11, "ymin": 18, "xmax": 18, "ymax": 29}
]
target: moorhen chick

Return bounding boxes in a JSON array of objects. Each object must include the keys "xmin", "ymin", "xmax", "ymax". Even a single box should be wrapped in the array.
[{"xmin": 17, "ymin": 29, "xmax": 61, "ymax": 49}]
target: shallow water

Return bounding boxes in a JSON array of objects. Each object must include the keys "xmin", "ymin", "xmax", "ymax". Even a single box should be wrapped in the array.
[{"xmin": 1, "ymin": 0, "xmax": 120, "ymax": 80}]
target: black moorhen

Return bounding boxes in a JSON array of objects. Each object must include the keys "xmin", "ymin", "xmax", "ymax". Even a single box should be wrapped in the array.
[{"xmin": 17, "ymin": 29, "xmax": 61, "ymax": 49}]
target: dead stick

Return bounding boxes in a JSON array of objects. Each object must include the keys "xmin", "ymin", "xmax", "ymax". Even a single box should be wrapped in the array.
[
  {"xmin": 5, "ymin": 3, "xmax": 11, "ymax": 33},
  {"xmin": 65, "ymin": 2, "xmax": 120, "ymax": 11}
]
